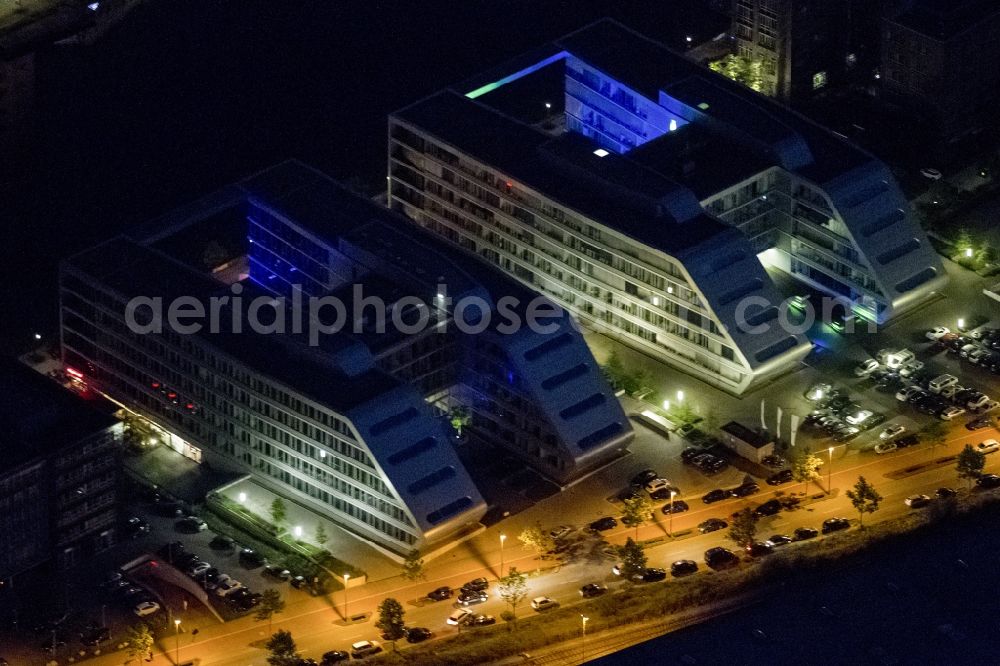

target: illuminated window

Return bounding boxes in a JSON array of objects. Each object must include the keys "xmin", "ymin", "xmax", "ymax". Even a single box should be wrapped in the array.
[{"xmin": 812, "ymin": 71, "xmax": 828, "ymax": 90}]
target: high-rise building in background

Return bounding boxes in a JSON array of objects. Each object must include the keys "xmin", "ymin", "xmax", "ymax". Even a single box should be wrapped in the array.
[
  {"xmin": 881, "ymin": 0, "xmax": 1000, "ymax": 143},
  {"xmin": 388, "ymin": 19, "xmax": 944, "ymax": 395},
  {"xmin": 731, "ymin": 0, "xmax": 853, "ymax": 100},
  {"xmin": 59, "ymin": 161, "xmax": 630, "ymax": 555}
]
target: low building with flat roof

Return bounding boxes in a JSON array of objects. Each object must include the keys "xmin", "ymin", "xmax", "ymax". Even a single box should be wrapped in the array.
[{"xmin": 719, "ymin": 420, "xmax": 774, "ymax": 463}]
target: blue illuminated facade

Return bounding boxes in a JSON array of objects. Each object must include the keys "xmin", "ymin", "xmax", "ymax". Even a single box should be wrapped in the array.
[{"xmin": 388, "ymin": 20, "xmax": 945, "ymax": 394}]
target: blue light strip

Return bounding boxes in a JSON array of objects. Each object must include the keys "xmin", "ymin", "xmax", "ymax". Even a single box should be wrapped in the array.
[{"xmin": 465, "ymin": 50, "xmax": 570, "ymax": 99}]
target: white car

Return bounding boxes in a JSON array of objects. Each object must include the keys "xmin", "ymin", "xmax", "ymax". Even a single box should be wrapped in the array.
[
  {"xmin": 926, "ymin": 326, "xmax": 951, "ymax": 341},
  {"xmin": 548, "ymin": 525, "xmax": 572, "ymax": 541},
  {"xmin": 874, "ymin": 441, "xmax": 897, "ymax": 455},
  {"xmin": 959, "ymin": 343, "xmax": 978, "ymax": 358},
  {"xmin": 879, "ymin": 424, "xmax": 906, "ymax": 440},
  {"xmin": 897, "ymin": 386, "xmax": 923, "ymax": 402},
  {"xmin": 350, "ymin": 641, "xmax": 383, "ymax": 659},
  {"xmin": 644, "ymin": 478, "xmax": 672, "ymax": 494},
  {"xmin": 920, "ymin": 167, "xmax": 943, "ymax": 180},
  {"xmin": 805, "ymin": 383, "xmax": 832, "ymax": 401},
  {"xmin": 939, "ymin": 406, "xmax": 965, "ymax": 421},
  {"xmin": 214, "ymin": 579, "xmax": 244, "ymax": 597},
  {"xmin": 898, "ymin": 360, "xmax": 924, "ymax": 377},
  {"xmin": 187, "ymin": 561, "xmax": 211, "ymax": 577},
  {"xmin": 133, "ymin": 601, "xmax": 160, "ymax": 617},
  {"xmin": 968, "ymin": 394, "xmax": 992, "ymax": 410},
  {"xmin": 974, "ymin": 400, "xmax": 1000, "ymax": 413},
  {"xmin": 977, "ymin": 439, "xmax": 1000, "ymax": 454},
  {"xmin": 969, "ymin": 349, "xmax": 992, "ymax": 365},
  {"xmin": 905, "ymin": 494, "xmax": 931, "ymax": 508},
  {"xmin": 531, "ymin": 596, "xmax": 558, "ymax": 612},
  {"xmin": 845, "ymin": 409, "xmax": 873, "ymax": 426},
  {"xmin": 447, "ymin": 608, "xmax": 474, "ymax": 625},
  {"xmin": 854, "ymin": 359, "xmax": 880, "ymax": 377}
]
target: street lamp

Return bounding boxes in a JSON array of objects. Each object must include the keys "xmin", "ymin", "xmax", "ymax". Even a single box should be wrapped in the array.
[
  {"xmin": 827, "ymin": 447, "xmax": 834, "ymax": 494},
  {"xmin": 343, "ymin": 573, "xmax": 350, "ymax": 619},
  {"xmin": 676, "ymin": 390, "xmax": 684, "ymax": 403},
  {"xmin": 581, "ymin": 615, "xmax": 590, "ymax": 663},
  {"xmin": 662, "ymin": 399, "xmax": 670, "ymax": 411},
  {"xmin": 237, "ymin": 491, "xmax": 246, "ymax": 504},
  {"xmin": 174, "ymin": 618, "xmax": 181, "ymax": 664},
  {"xmin": 965, "ymin": 248, "xmax": 974, "ymax": 258},
  {"xmin": 958, "ymin": 318, "xmax": 966, "ymax": 330},
  {"xmin": 668, "ymin": 490, "xmax": 676, "ymax": 537},
  {"xmin": 499, "ymin": 533, "xmax": 507, "ymax": 579}
]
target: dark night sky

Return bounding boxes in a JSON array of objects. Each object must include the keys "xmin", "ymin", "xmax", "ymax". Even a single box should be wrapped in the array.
[{"xmin": 0, "ymin": 0, "xmax": 726, "ymax": 352}]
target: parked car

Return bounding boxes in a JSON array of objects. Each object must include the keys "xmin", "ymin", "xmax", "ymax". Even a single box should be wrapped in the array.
[
  {"xmin": 702, "ymin": 489, "xmax": 730, "ymax": 504},
  {"xmin": 704, "ymin": 547, "xmax": 739, "ymax": 569},
  {"xmin": 660, "ymin": 499, "xmax": 689, "ymax": 514},
  {"xmin": 730, "ymin": 483, "xmax": 759, "ymax": 498},
  {"xmin": 977, "ymin": 439, "xmax": 1000, "ymax": 454},
  {"xmin": 698, "ymin": 518, "xmax": 728, "ymax": 533},
  {"xmin": 580, "ymin": 583, "xmax": 607, "ymax": 598},
  {"xmin": 793, "ymin": 527, "xmax": 819, "ymax": 541},
  {"xmin": 459, "ymin": 578, "xmax": 488, "ymax": 594},
  {"xmin": 548, "ymin": 525, "xmax": 573, "ymax": 541},
  {"xmin": 920, "ymin": 167, "xmax": 943, "ymax": 180},
  {"xmin": 350, "ymin": 641, "xmax": 383, "ymax": 659},
  {"xmin": 805, "ymin": 383, "xmax": 832, "ymax": 401},
  {"xmin": 880, "ymin": 424, "xmax": 906, "ymax": 440},
  {"xmin": 822, "ymin": 518, "xmax": 850, "ymax": 534},
  {"xmin": 175, "ymin": 516, "xmax": 207, "ymax": 532},
  {"xmin": 405, "ymin": 627, "xmax": 433, "ymax": 643},
  {"xmin": 854, "ymin": 359, "xmax": 880, "ymax": 377},
  {"xmin": 133, "ymin": 601, "xmax": 160, "ymax": 617},
  {"xmin": 263, "ymin": 565, "xmax": 292, "ymax": 581},
  {"xmin": 895, "ymin": 434, "xmax": 920, "ymax": 448},
  {"xmin": 670, "ymin": 560, "xmax": 698, "ymax": 577},
  {"xmin": 753, "ymin": 499, "xmax": 781, "ymax": 517},
  {"xmin": 976, "ymin": 474, "xmax": 1000, "ymax": 489},
  {"xmin": 939, "ymin": 406, "xmax": 966, "ymax": 421},
  {"xmin": 630, "ymin": 469, "xmax": 659, "ymax": 485},
  {"xmin": 936, "ymin": 487, "xmax": 957, "ymax": 498},
  {"xmin": 321, "ymin": 651, "xmax": 350, "ymax": 665},
  {"xmin": 470, "ymin": 614, "xmax": 496, "ymax": 626},
  {"xmin": 761, "ymin": 454, "xmax": 785, "ymax": 469},
  {"xmin": 765, "ymin": 534, "xmax": 792, "ymax": 547},
  {"xmin": 214, "ymin": 579, "xmax": 245, "ymax": 597},
  {"xmin": 766, "ymin": 470, "xmax": 793, "ymax": 485},
  {"xmin": 640, "ymin": 568, "xmax": 667, "ymax": 582},
  {"xmin": 239, "ymin": 548, "xmax": 267, "ymax": 567},
  {"xmin": 589, "ymin": 517, "xmax": 618, "ymax": 532},
  {"xmin": 926, "ymin": 326, "xmax": 951, "ymax": 341},
  {"xmin": 447, "ymin": 609, "xmax": 474, "ymax": 626},
  {"xmin": 874, "ymin": 441, "xmax": 897, "ymax": 455},
  {"xmin": 905, "ymin": 494, "xmax": 931, "ymax": 508},
  {"xmin": 530, "ymin": 596, "xmax": 558, "ymax": 612},
  {"xmin": 746, "ymin": 542, "xmax": 774, "ymax": 557},
  {"xmin": 426, "ymin": 586, "xmax": 452, "ymax": 601},
  {"xmin": 456, "ymin": 590, "xmax": 488, "ymax": 607}
]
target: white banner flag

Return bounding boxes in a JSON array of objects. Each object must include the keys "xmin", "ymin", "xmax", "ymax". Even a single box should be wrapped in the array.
[
  {"xmin": 790, "ymin": 414, "xmax": 799, "ymax": 448},
  {"xmin": 776, "ymin": 406, "xmax": 783, "ymax": 439},
  {"xmin": 760, "ymin": 399, "xmax": 766, "ymax": 430}
]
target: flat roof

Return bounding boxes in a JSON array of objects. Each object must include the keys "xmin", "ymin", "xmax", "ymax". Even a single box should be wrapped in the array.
[
  {"xmin": 394, "ymin": 90, "xmax": 732, "ymax": 255},
  {"xmin": 0, "ymin": 359, "xmax": 118, "ymax": 471},
  {"xmin": 395, "ymin": 19, "xmax": 879, "ymax": 251},
  {"xmin": 721, "ymin": 421, "xmax": 773, "ymax": 448},
  {"xmin": 64, "ymin": 239, "xmax": 401, "ymax": 414}
]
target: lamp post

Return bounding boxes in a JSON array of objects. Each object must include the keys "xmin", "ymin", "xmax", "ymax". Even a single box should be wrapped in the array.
[
  {"xmin": 343, "ymin": 573, "xmax": 350, "ymax": 619},
  {"xmin": 668, "ymin": 490, "xmax": 676, "ymax": 537},
  {"xmin": 581, "ymin": 615, "xmax": 589, "ymax": 663},
  {"xmin": 174, "ymin": 618, "xmax": 181, "ymax": 664},
  {"xmin": 676, "ymin": 390, "xmax": 684, "ymax": 403},
  {"xmin": 499, "ymin": 533, "xmax": 507, "ymax": 579},
  {"xmin": 827, "ymin": 447, "xmax": 834, "ymax": 494}
]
